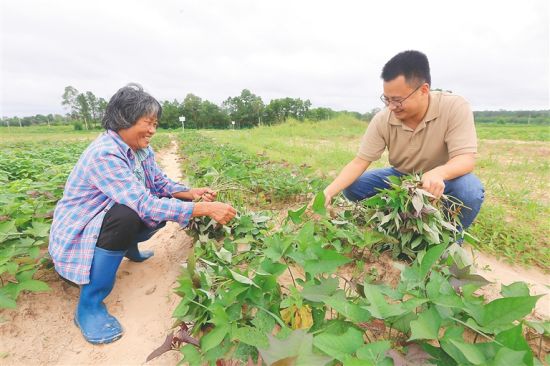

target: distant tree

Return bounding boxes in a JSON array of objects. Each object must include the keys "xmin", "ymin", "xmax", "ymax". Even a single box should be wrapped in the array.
[
  {"xmin": 62, "ymin": 86, "xmax": 80, "ymax": 119},
  {"xmin": 159, "ymin": 99, "xmax": 183, "ymax": 129},
  {"xmin": 223, "ymin": 89, "xmax": 264, "ymax": 128},
  {"xmin": 183, "ymin": 94, "xmax": 203, "ymax": 129},
  {"xmin": 199, "ymin": 100, "xmax": 230, "ymax": 128},
  {"xmin": 75, "ymin": 93, "xmax": 91, "ymax": 130},
  {"xmin": 264, "ymin": 97, "xmax": 311, "ymax": 124},
  {"xmin": 306, "ymin": 107, "xmax": 336, "ymax": 121}
]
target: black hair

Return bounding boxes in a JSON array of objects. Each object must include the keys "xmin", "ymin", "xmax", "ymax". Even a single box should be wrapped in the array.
[
  {"xmin": 381, "ymin": 50, "xmax": 431, "ymax": 86},
  {"xmin": 102, "ymin": 83, "xmax": 162, "ymax": 131}
]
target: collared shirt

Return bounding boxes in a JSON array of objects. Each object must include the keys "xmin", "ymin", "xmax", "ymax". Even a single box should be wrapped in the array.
[
  {"xmin": 357, "ymin": 91, "xmax": 478, "ymax": 173},
  {"xmin": 133, "ymin": 148, "xmax": 148, "ymax": 186},
  {"xmin": 49, "ymin": 130, "xmax": 194, "ymax": 284}
]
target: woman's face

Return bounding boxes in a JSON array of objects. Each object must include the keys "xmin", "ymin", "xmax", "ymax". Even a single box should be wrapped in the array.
[{"xmin": 119, "ymin": 115, "xmax": 158, "ymax": 151}]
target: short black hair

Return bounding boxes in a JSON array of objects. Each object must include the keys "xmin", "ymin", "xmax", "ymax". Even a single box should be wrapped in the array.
[
  {"xmin": 102, "ymin": 83, "xmax": 162, "ymax": 131},
  {"xmin": 381, "ymin": 50, "xmax": 431, "ymax": 86}
]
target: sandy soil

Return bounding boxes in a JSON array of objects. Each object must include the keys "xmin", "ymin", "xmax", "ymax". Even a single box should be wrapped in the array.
[
  {"xmin": 466, "ymin": 246, "xmax": 550, "ymax": 320},
  {"xmin": 1, "ymin": 141, "xmax": 192, "ymax": 366},
  {"xmin": 1, "ymin": 139, "xmax": 548, "ymax": 365}
]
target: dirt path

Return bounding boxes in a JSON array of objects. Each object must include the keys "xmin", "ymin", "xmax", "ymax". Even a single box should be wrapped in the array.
[
  {"xmin": 0, "ymin": 140, "xmax": 191, "ymax": 365},
  {"xmin": 467, "ymin": 246, "xmax": 550, "ymax": 320}
]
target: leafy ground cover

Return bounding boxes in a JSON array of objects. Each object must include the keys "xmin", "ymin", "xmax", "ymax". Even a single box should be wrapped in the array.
[
  {"xmin": 203, "ymin": 119, "xmax": 550, "ymax": 268},
  {"xmin": 157, "ymin": 137, "xmax": 549, "ymax": 365},
  {"xmin": 0, "ymin": 132, "xmax": 175, "ymax": 310}
]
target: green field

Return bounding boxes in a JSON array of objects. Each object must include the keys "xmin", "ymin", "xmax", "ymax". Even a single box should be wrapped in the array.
[
  {"xmin": 1, "ymin": 121, "xmax": 548, "ymax": 269},
  {"xmin": 202, "ymin": 118, "xmax": 550, "ymax": 269}
]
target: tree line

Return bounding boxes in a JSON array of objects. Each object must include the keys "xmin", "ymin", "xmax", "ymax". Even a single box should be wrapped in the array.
[{"xmin": 1, "ymin": 86, "xmax": 548, "ymax": 128}]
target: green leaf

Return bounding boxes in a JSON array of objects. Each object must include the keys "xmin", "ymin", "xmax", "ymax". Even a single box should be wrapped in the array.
[
  {"xmin": 479, "ymin": 296, "xmax": 541, "ymax": 328},
  {"xmin": 495, "ymin": 324, "xmax": 533, "ymax": 366},
  {"xmin": 215, "ymin": 247, "xmax": 232, "ymax": 263},
  {"xmin": 304, "ymin": 250, "xmax": 350, "ymax": 276},
  {"xmin": 409, "ymin": 307, "xmax": 442, "ymax": 341},
  {"xmin": 419, "ymin": 244, "xmax": 446, "ymax": 278},
  {"xmin": 172, "ymin": 301, "xmax": 189, "ymax": 319},
  {"xmin": 356, "ymin": 340, "xmax": 392, "ymax": 364},
  {"xmin": 200, "ymin": 324, "xmax": 229, "ymax": 353},
  {"xmin": 312, "ymin": 191, "xmax": 327, "ymax": 216},
  {"xmin": 492, "ymin": 347, "xmax": 527, "ymax": 366},
  {"xmin": 449, "ymin": 340, "xmax": 486, "ymax": 365},
  {"xmin": 229, "ymin": 269, "xmax": 259, "ymax": 288},
  {"xmin": 0, "ymin": 292, "xmax": 17, "ymax": 309},
  {"xmin": 17, "ymin": 279, "xmax": 50, "ymax": 292},
  {"xmin": 232, "ymin": 325, "xmax": 269, "ymax": 348},
  {"xmin": 288, "ymin": 204, "xmax": 307, "ymax": 224},
  {"xmin": 363, "ymin": 284, "xmax": 406, "ymax": 319},
  {"xmin": 325, "ymin": 291, "xmax": 372, "ymax": 323},
  {"xmin": 258, "ymin": 329, "xmax": 331, "ymax": 366},
  {"xmin": 501, "ymin": 282, "xmax": 530, "ymax": 297},
  {"xmin": 313, "ymin": 327, "xmax": 364, "ymax": 361},
  {"xmin": 301, "ymin": 278, "xmax": 339, "ymax": 302},
  {"xmin": 251, "ymin": 309, "xmax": 276, "ymax": 334},
  {"xmin": 179, "ymin": 344, "xmax": 202, "ymax": 366}
]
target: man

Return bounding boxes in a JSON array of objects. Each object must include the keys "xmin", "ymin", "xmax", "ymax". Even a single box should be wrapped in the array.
[{"xmin": 324, "ymin": 50, "xmax": 484, "ymax": 231}]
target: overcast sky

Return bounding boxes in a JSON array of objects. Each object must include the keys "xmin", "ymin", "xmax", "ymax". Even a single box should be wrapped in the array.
[{"xmin": 1, "ymin": 0, "xmax": 548, "ymax": 117}]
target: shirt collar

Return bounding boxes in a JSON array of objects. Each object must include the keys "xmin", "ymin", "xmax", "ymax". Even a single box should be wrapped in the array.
[
  {"xmin": 388, "ymin": 91, "xmax": 441, "ymax": 127},
  {"xmin": 106, "ymin": 129, "xmax": 151, "ymax": 160}
]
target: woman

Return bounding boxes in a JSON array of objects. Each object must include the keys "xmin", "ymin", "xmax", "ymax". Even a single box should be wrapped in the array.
[{"xmin": 48, "ymin": 83, "xmax": 236, "ymax": 344}]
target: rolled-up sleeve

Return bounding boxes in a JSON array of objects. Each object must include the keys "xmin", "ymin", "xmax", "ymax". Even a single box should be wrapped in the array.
[
  {"xmin": 357, "ymin": 113, "xmax": 386, "ymax": 162},
  {"xmin": 445, "ymin": 100, "xmax": 478, "ymax": 159}
]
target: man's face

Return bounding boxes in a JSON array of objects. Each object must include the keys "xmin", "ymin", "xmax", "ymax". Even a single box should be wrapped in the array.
[
  {"xmin": 382, "ymin": 75, "xmax": 427, "ymax": 121},
  {"xmin": 121, "ymin": 115, "xmax": 158, "ymax": 151}
]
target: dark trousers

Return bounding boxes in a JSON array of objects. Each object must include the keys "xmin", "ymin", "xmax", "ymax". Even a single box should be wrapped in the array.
[{"xmin": 96, "ymin": 204, "xmax": 166, "ymax": 251}]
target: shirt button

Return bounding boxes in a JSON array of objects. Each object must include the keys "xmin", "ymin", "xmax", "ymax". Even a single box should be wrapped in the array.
[
  {"xmin": 93, "ymin": 235, "xmax": 98, "ymax": 239},
  {"xmin": 104, "ymin": 209, "xmax": 108, "ymax": 212}
]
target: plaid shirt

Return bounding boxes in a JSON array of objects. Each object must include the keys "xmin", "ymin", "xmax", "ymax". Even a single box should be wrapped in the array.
[{"xmin": 49, "ymin": 130, "xmax": 194, "ymax": 284}]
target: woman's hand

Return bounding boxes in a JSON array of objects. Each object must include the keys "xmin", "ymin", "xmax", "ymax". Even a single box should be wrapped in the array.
[
  {"xmin": 188, "ymin": 187, "xmax": 217, "ymax": 202},
  {"xmin": 192, "ymin": 202, "xmax": 237, "ymax": 225}
]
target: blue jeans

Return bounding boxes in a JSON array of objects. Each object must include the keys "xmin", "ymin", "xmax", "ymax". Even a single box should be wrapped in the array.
[{"xmin": 343, "ymin": 167, "xmax": 484, "ymax": 230}]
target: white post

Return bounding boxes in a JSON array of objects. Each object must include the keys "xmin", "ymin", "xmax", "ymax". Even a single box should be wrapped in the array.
[
  {"xmin": 231, "ymin": 120, "xmax": 235, "ymax": 130},
  {"xmin": 179, "ymin": 116, "xmax": 186, "ymax": 132}
]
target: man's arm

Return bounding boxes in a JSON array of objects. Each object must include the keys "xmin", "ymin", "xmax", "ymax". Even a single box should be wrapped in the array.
[
  {"xmin": 422, "ymin": 153, "xmax": 476, "ymax": 198},
  {"xmin": 323, "ymin": 157, "xmax": 371, "ymax": 206}
]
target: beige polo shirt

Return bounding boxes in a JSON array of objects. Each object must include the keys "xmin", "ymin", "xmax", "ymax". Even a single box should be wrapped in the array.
[{"xmin": 358, "ymin": 91, "xmax": 477, "ymax": 173}]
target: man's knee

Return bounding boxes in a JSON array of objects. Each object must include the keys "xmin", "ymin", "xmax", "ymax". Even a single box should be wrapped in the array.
[
  {"xmin": 342, "ymin": 187, "xmax": 361, "ymax": 202},
  {"xmin": 446, "ymin": 174, "xmax": 485, "ymax": 218}
]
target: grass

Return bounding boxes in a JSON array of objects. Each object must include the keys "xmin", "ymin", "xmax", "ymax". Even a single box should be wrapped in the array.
[
  {"xmin": 0, "ymin": 125, "xmax": 173, "ymax": 149},
  {"xmin": 200, "ymin": 118, "xmax": 550, "ymax": 269},
  {"xmin": 476, "ymin": 123, "xmax": 550, "ymax": 141}
]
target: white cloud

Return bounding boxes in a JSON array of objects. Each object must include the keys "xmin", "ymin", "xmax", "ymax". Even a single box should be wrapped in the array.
[{"xmin": 1, "ymin": 0, "xmax": 548, "ymax": 116}]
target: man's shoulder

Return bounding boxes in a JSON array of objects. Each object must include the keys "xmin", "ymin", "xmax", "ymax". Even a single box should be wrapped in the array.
[
  {"xmin": 435, "ymin": 91, "xmax": 470, "ymax": 110},
  {"xmin": 370, "ymin": 108, "xmax": 392, "ymax": 126}
]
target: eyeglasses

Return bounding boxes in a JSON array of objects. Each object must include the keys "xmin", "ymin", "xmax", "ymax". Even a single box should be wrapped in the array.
[{"xmin": 380, "ymin": 84, "xmax": 423, "ymax": 108}]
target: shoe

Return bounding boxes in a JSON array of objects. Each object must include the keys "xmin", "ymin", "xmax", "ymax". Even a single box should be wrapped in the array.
[{"xmin": 75, "ymin": 247, "xmax": 125, "ymax": 344}]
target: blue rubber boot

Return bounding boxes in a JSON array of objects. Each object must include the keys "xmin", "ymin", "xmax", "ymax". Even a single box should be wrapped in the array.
[
  {"xmin": 125, "ymin": 244, "xmax": 154, "ymax": 262},
  {"xmin": 75, "ymin": 247, "xmax": 125, "ymax": 344}
]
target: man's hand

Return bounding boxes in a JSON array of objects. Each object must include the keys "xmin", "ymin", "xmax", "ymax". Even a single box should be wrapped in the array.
[
  {"xmin": 193, "ymin": 202, "xmax": 236, "ymax": 225},
  {"xmin": 323, "ymin": 188, "xmax": 335, "ymax": 208},
  {"xmin": 188, "ymin": 187, "xmax": 217, "ymax": 202},
  {"xmin": 421, "ymin": 169, "xmax": 445, "ymax": 198}
]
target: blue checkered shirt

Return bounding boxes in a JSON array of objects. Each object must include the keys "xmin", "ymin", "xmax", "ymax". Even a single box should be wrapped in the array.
[{"xmin": 49, "ymin": 130, "xmax": 194, "ymax": 284}]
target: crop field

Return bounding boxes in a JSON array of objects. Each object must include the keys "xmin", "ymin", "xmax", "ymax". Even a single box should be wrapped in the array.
[{"xmin": 0, "ymin": 121, "xmax": 549, "ymax": 365}]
